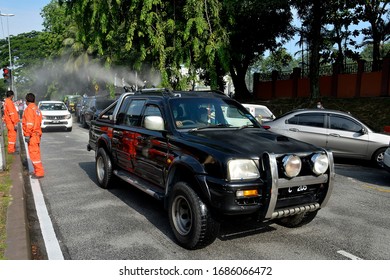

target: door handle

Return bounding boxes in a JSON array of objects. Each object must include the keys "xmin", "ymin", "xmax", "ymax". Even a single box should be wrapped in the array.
[
  {"xmin": 289, "ymin": 128, "xmax": 299, "ymax": 132},
  {"xmin": 329, "ymin": 133, "xmax": 340, "ymax": 137}
]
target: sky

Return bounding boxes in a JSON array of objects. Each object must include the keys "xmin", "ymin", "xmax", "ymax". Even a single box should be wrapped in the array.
[{"xmin": 0, "ymin": 0, "xmax": 51, "ymax": 37}]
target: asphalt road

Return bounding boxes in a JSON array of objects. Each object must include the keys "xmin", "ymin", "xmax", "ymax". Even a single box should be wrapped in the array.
[{"xmin": 33, "ymin": 123, "xmax": 390, "ymax": 260}]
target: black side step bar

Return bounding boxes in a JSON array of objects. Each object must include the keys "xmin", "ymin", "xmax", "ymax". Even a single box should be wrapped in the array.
[{"xmin": 113, "ymin": 170, "xmax": 165, "ymax": 200}]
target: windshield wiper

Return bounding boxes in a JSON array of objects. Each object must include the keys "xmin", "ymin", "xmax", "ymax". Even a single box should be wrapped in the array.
[
  {"xmin": 189, "ymin": 124, "xmax": 232, "ymax": 132},
  {"xmin": 237, "ymin": 124, "xmax": 256, "ymax": 130}
]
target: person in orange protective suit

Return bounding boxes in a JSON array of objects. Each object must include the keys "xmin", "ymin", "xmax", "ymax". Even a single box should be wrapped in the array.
[
  {"xmin": 22, "ymin": 92, "xmax": 44, "ymax": 178},
  {"xmin": 3, "ymin": 90, "xmax": 20, "ymax": 154}
]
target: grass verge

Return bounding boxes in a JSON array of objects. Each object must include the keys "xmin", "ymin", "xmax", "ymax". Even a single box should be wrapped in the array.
[{"xmin": 0, "ymin": 131, "xmax": 13, "ymax": 260}]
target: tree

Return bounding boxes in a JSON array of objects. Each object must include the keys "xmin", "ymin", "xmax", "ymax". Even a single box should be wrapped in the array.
[
  {"xmin": 292, "ymin": 1, "xmax": 335, "ymax": 99},
  {"xmin": 59, "ymin": 0, "xmax": 294, "ymax": 98},
  {"xmin": 221, "ymin": 0, "xmax": 293, "ymax": 100},
  {"xmin": 358, "ymin": 0, "xmax": 389, "ymax": 71},
  {"xmin": 60, "ymin": 0, "xmax": 226, "ymax": 90},
  {"xmin": 251, "ymin": 47, "xmax": 296, "ymax": 73},
  {"xmin": 0, "ymin": 31, "xmax": 53, "ymax": 95},
  {"xmin": 322, "ymin": 0, "xmax": 361, "ymax": 68},
  {"xmin": 360, "ymin": 42, "xmax": 390, "ymax": 61}
]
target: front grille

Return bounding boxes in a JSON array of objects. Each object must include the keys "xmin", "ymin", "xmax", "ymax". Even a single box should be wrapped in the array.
[
  {"xmin": 46, "ymin": 115, "xmax": 66, "ymax": 120},
  {"xmin": 43, "ymin": 121, "xmax": 68, "ymax": 125}
]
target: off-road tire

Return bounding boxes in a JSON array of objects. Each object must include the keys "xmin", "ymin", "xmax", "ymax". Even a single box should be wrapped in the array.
[
  {"xmin": 96, "ymin": 148, "xmax": 114, "ymax": 189},
  {"xmin": 168, "ymin": 182, "xmax": 220, "ymax": 249}
]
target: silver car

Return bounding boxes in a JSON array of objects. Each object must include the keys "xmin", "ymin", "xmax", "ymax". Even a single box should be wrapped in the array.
[
  {"xmin": 263, "ymin": 109, "xmax": 390, "ymax": 166},
  {"xmin": 383, "ymin": 146, "xmax": 390, "ymax": 172}
]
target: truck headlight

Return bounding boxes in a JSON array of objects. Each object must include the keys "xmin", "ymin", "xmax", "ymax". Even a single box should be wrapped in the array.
[
  {"xmin": 311, "ymin": 153, "xmax": 329, "ymax": 175},
  {"xmin": 282, "ymin": 155, "xmax": 301, "ymax": 178},
  {"xmin": 228, "ymin": 159, "xmax": 260, "ymax": 181},
  {"xmin": 65, "ymin": 114, "xmax": 72, "ymax": 119}
]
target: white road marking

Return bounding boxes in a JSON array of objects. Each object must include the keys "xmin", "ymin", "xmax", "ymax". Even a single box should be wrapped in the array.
[
  {"xmin": 24, "ymin": 138, "xmax": 64, "ymax": 260},
  {"xmin": 337, "ymin": 250, "xmax": 363, "ymax": 260}
]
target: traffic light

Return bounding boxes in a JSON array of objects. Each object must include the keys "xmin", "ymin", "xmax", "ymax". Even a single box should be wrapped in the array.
[{"xmin": 2, "ymin": 68, "xmax": 11, "ymax": 83}]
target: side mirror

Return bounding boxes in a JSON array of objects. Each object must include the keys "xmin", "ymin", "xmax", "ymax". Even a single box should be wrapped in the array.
[
  {"xmin": 144, "ymin": 116, "xmax": 165, "ymax": 131},
  {"xmin": 360, "ymin": 127, "xmax": 368, "ymax": 135}
]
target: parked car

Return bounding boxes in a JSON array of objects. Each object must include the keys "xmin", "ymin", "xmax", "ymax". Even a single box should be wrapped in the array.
[
  {"xmin": 383, "ymin": 145, "xmax": 390, "ymax": 172},
  {"xmin": 80, "ymin": 95, "xmax": 116, "ymax": 128},
  {"xmin": 38, "ymin": 100, "xmax": 73, "ymax": 132},
  {"xmin": 87, "ymin": 89, "xmax": 334, "ymax": 249},
  {"xmin": 242, "ymin": 103, "xmax": 275, "ymax": 123},
  {"xmin": 263, "ymin": 109, "xmax": 390, "ymax": 166},
  {"xmin": 75, "ymin": 95, "xmax": 91, "ymax": 123}
]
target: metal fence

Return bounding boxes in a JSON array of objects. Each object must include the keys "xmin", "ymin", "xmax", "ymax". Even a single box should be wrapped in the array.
[{"xmin": 258, "ymin": 60, "xmax": 382, "ymax": 81}]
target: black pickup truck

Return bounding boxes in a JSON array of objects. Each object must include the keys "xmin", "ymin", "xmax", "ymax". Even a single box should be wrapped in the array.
[{"xmin": 88, "ymin": 89, "xmax": 335, "ymax": 249}]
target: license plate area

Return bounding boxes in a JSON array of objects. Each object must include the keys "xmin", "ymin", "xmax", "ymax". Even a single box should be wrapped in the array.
[{"xmin": 275, "ymin": 185, "xmax": 319, "ymax": 210}]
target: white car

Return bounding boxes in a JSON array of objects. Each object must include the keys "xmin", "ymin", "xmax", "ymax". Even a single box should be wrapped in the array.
[
  {"xmin": 38, "ymin": 101, "xmax": 73, "ymax": 132},
  {"xmin": 383, "ymin": 145, "xmax": 390, "ymax": 172},
  {"xmin": 242, "ymin": 103, "xmax": 275, "ymax": 123}
]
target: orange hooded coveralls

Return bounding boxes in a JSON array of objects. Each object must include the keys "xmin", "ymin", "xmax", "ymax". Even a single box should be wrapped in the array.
[
  {"xmin": 4, "ymin": 98, "xmax": 20, "ymax": 153},
  {"xmin": 22, "ymin": 102, "xmax": 45, "ymax": 177}
]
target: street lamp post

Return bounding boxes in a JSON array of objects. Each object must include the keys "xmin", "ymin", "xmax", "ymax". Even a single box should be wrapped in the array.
[
  {"xmin": 0, "ymin": 12, "xmax": 15, "ymax": 93},
  {"xmin": 0, "ymin": 12, "xmax": 15, "ymax": 171}
]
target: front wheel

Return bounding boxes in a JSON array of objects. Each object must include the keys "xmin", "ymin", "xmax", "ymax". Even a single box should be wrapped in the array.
[
  {"xmin": 372, "ymin": 148, "xmax": 386, "ymax": 167},
  {"xmin": 168, "ymin": 182, "xmax": 220, "ymax": 249},
  {"xmin": 96, "ymin": 148, "xmax": 114, "ymax": 189},
  {"xmin": 275, "ymin": 210, "xmax": 318, "ymax": 228}
]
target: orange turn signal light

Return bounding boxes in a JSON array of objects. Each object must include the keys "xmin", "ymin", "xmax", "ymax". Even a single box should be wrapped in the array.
[{"xmin": 236, "ymin": 189, "xmax": 258, "ymax": 198}]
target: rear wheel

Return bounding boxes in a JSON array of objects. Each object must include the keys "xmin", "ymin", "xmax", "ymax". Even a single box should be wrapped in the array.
[
  {"xmin": 96, "ymin": 148, "xmax": 114, "ymax": 189},
  {"xmin": 168, "ymin": 182, "xmax": 220, "ymax": 249},
  {"xmin": 275, "ymin": 210, "xmax": 318, "ymax": 228}
]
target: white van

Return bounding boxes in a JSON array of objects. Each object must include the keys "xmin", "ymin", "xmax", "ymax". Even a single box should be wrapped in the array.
[{"xmin": 242, "ymin": 104, "xmax": 275, "ymax": 123}]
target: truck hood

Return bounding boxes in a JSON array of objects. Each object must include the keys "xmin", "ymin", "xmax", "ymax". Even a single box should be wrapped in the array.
[{"xmin": 182, "ymin": 128, "xmax": 322, "ymax": 156}]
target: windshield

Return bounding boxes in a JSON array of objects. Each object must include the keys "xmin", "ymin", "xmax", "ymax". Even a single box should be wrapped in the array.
[
  {"xmin": 39, "ymin": 103, "xmax": 67, "ymax": 111},
  {"xmin": 169, "ymin": 97, "xmax": 258, "ymax": 130},
  {"xmin": 254, "ymin": 108, "xmax": 273, "ymax": 118}
]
